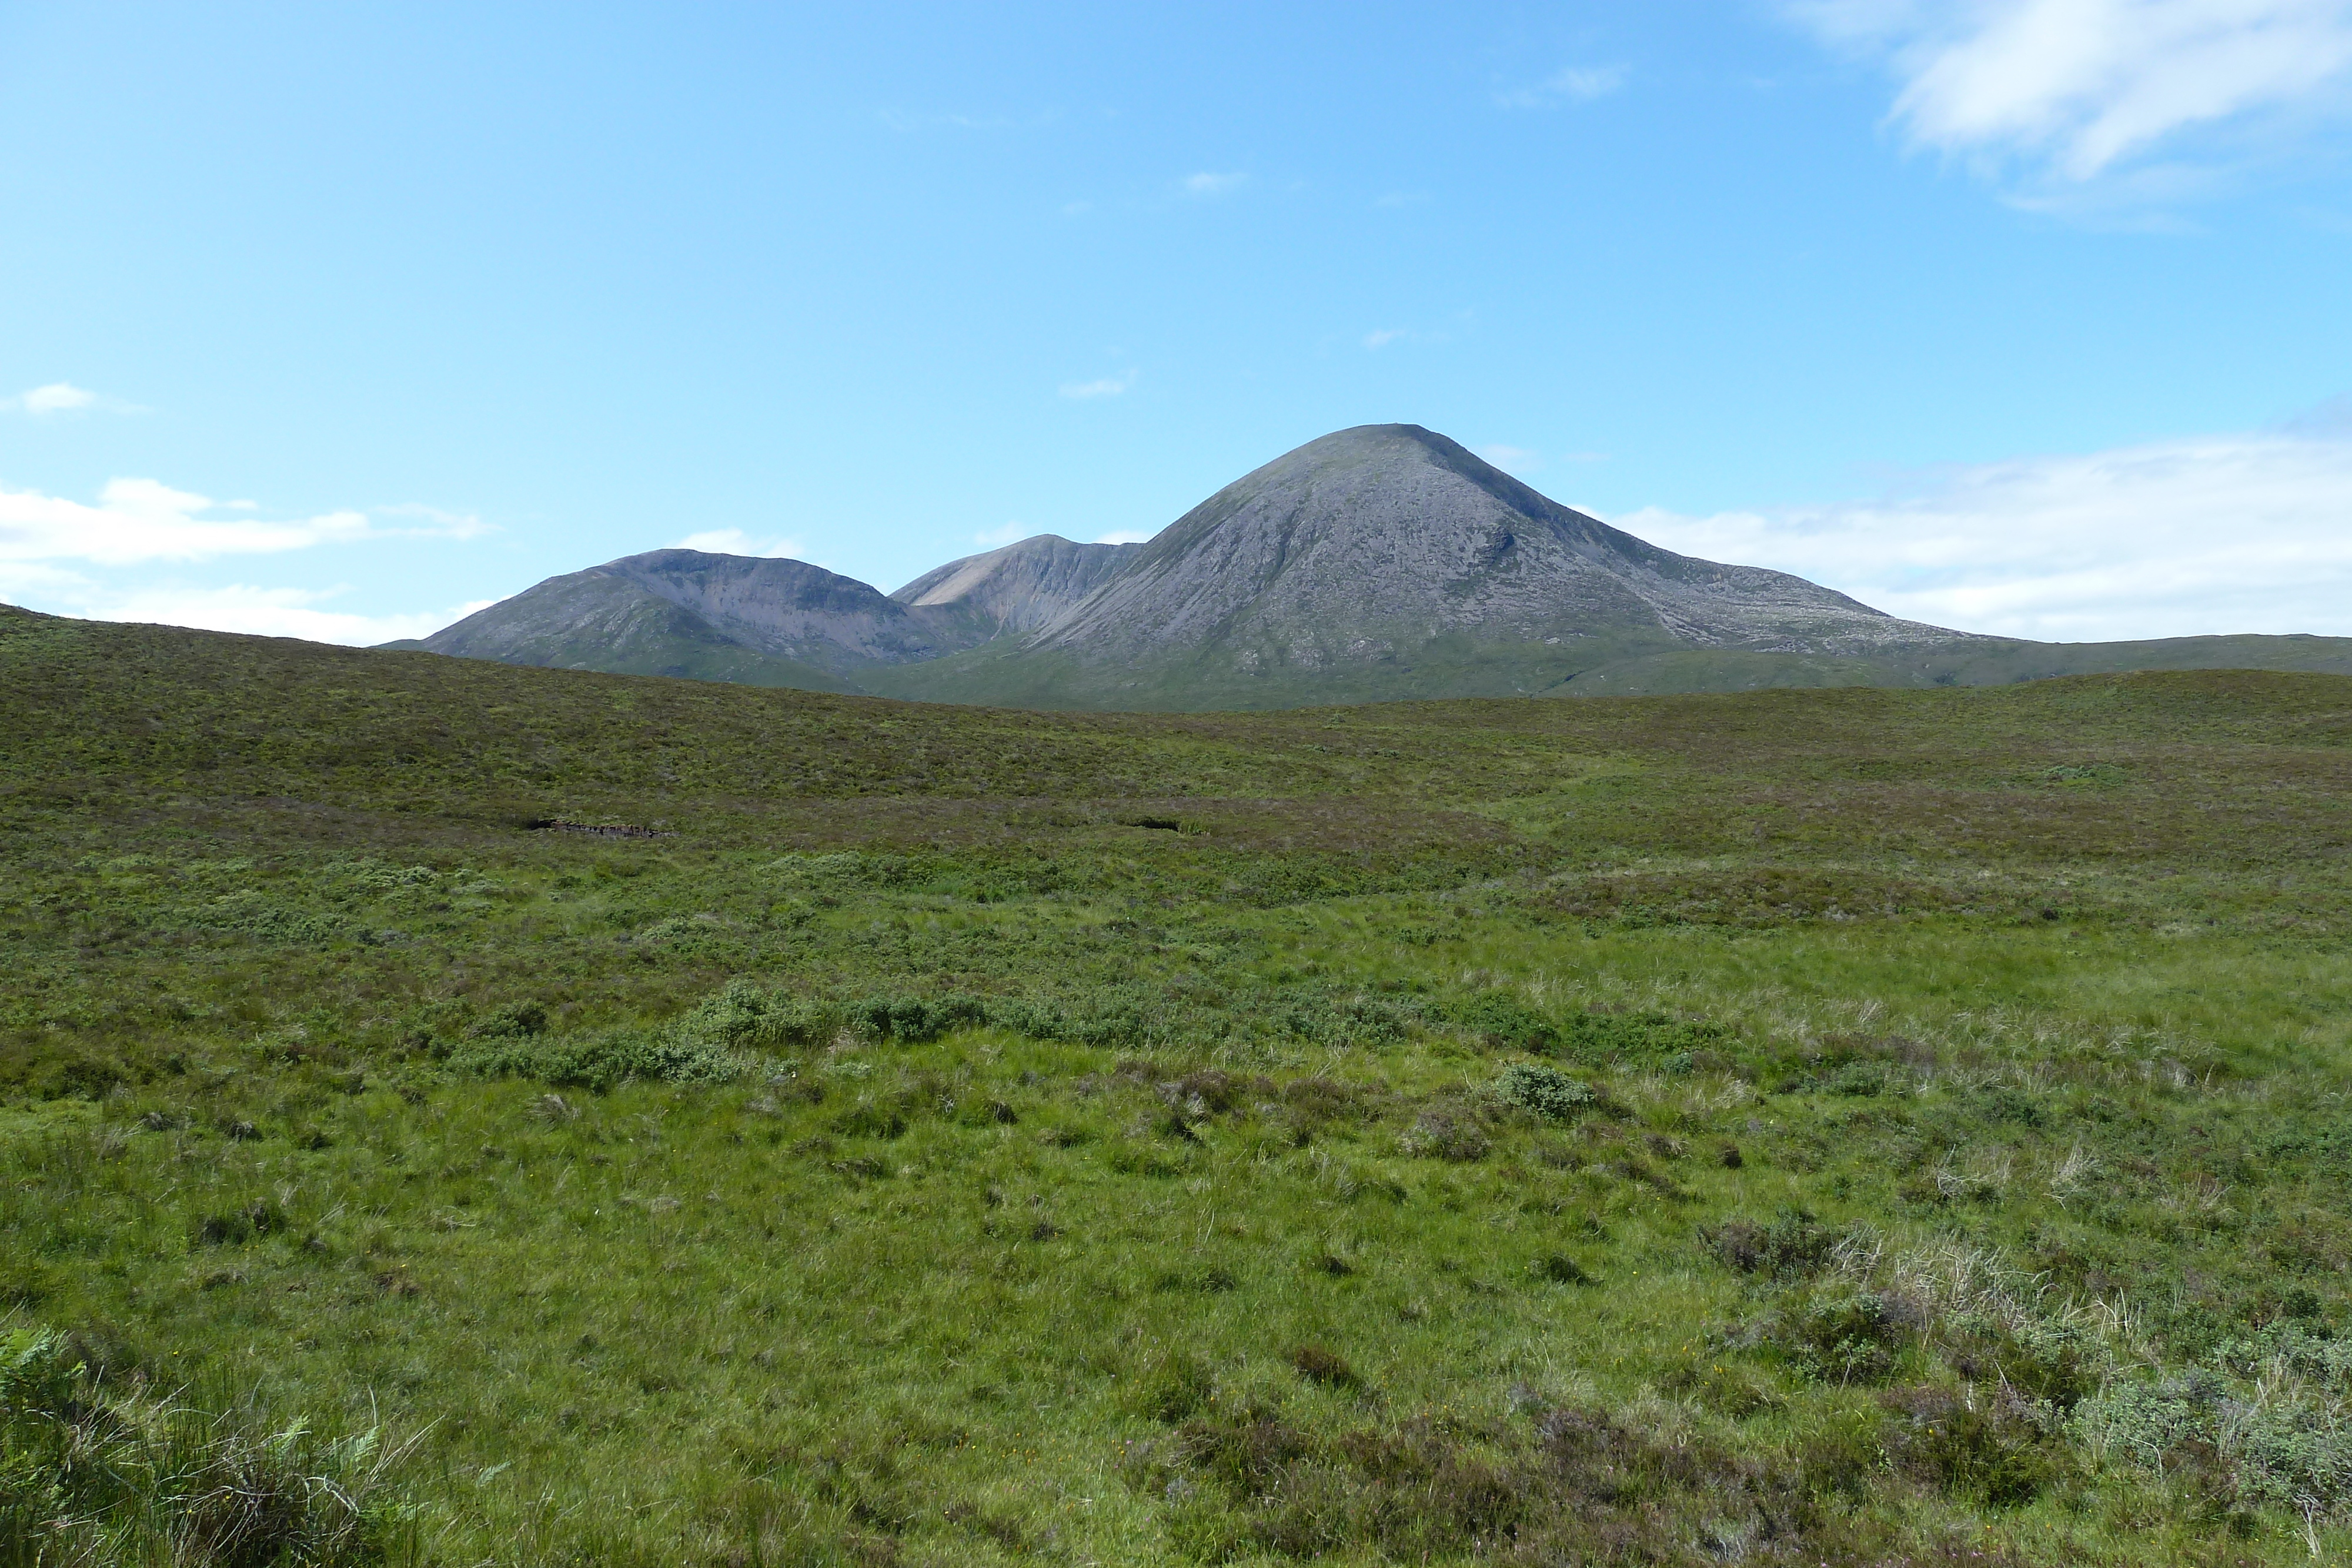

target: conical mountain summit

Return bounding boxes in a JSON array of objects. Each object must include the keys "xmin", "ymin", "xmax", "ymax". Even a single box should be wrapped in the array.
[
  {"xmin": 387, "ymin": 424, "xmax": 2352, "ymax": 708},
  {"xmin": 1030, "ymin": 423, "xmax": 1967, "ymax": 663}
]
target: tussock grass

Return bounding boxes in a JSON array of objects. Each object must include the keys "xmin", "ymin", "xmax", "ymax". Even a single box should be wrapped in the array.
[
  {"xmin": 0, "ymin": 1327, "xmax": 422, "ymax": 1566},
  {"xmin": 6, "ymin": 609, "xmax": 2352, "ymax": 1560}
]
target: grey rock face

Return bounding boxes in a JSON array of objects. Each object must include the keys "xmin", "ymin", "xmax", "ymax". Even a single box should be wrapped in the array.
[
  {"xmin": 1025, "ymin": 425, "xmax": 1976, "ymax": 666},
  {"xmin": 397, "ymin": 423, "xmax": 2008, "ymax": 706},
  {"xmin": 417, "ymin": 568, "xmax": 720, "ymax": 666},
  {"xmin": 420, "ymin": 550, "xmax": 970, "ymax": 678},
  {"xmin": 892, "ymin": 534, "xmax": 1142, "ymax": 635},
  {"xmin": 599, "ymin": 550, "xmax": 958, "ymax": 671}
]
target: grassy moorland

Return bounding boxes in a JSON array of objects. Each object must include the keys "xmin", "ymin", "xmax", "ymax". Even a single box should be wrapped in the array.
[{"xmin": 5, "ymin": 602, "xmax": 2352, "ymax": 1566}]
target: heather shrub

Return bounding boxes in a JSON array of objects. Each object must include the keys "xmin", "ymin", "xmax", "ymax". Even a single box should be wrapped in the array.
[
  {"xmin": 1494, "ymin": 1062, "xmax": 1595, "ymax": 1121},
  {"xmin": 453, "ymin": 1027, "xmax": 750, "ymax": 1091}
]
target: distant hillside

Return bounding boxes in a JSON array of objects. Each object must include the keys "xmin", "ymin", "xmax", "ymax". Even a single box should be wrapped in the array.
[
  {"xmin": 389, "ymin": 536, "xmax": 1142, "ymax": 690},
  {"xmin": 864, "ymin": 424, "xmax": 1988, "ymax": 707},
  {"xmin": 891, "ymin": 534, "xmax": 1142, "ymax": 636},
  {"xmin": 386, "ymin": 551, "xmax": 952, "ymax": 684},
  {"xmin": 379, "ymin": 423, "xmax": 2352, "ymax": 708}
]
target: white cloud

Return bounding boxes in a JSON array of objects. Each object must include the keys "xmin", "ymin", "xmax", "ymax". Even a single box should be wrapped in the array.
[
  {"xmin": 1094, "ymin": 530, "xmax": 1154, "ymax": 545},
  {"xmin": 16, "ymin": 383, "xmax": 94, "ymax": 414},
  {"xmin": 673, "ymin": 528, "xmax": 806, "ymax": 558},
  {"xmin": 0, "ymin": 561, "xmax": 96, "ymax": 599},
  {"xmin": 0, "ymin": 479, "xmax": 486, "ymax": 568},
  {"xmin": 0, "ymin": 571, "xmax": 493, "ymax": 647},
  {"xmin": 3, "ymin": 382, "xmax": 143, "ymax": 416},
  {"xmin": 1182, "ymin": 171, "xmax": 1247, "ymax": 196},
  {"xmin": 1788, "ymin": 0, "xmax": 2352, "ymax": 186},
  {"xmin": 1059, "ymin": 370, "xmax": 1137, "ymax": 399},
  {"xmin": 1616, "ymin": 423, "xmax": 2352, "ymax": 640},
  {"xmin": 1, "ymin": 478, "xmax": 370, "ymax": 565},
  {"xmin": 973, "ymin": 522, "xmax": 1030, "ymax": 547},
  {"xmin": 0, "ymin": 476, "xmax": 495, "ymax": 647},
  {"xmin": 1496, "ymin": 63, "xmax": 1629, "ymax": 109},
  {"xmin": 82, "ymin": 584, "xmax": 496, "ymax": 646}
]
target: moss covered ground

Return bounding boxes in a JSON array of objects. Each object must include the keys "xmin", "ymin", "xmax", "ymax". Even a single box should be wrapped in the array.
[{"xmin": 5, "ymin": 604, "xmax": 2352, "ymax": 1564}]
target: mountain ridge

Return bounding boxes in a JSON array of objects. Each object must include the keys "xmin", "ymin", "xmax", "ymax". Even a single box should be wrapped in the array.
[
  {"xmin": 891, "ymin": 534, "xmax": 1143, "ymax": 636},
  {"xmin": 1020, "ymin": 425, "xmax": 1976, "ymax": 667},
  {"xmin": 379, "ymin": 423, "xmax": 2352, "ymax": 708}
]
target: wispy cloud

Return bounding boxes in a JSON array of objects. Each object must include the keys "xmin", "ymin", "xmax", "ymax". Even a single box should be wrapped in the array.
[
  {"xmin": 1496, "ymin": 63, "xmax": 1629, "ymax": 109},
  {"xmin": 85, "ymin": 583, "xmax": 496, "ymax": 646},
  {"xmin": 1093, "ymin": 529, "xmax": 1153, "ymax": 545},
  {"xmin": 672, "ymin": 528, "xmax": 806, "ymax": 558},
  {"xmin": 0, "ymin": 477, "xmax": 493, "ymax": 646},
  {"xmin": 1181, "ymin": 170, "xmax": 1247, "ymax": 196},
  {"xmin": 1617, "ymin": 417, "xmax": 2352, "ymax": 640},
  {"xmin": 0, "ymin": 478, "xmax": 479, "ymax": 567},
  {"xmin": 1786, "ymin": 0, "xmax": 2352, "ymax": 196},
  {"xmin": 974, "ymin": 522, "xmax": 1031, "ymax": 547},
  {"xmin": 1059, "ymin": 370, "xmax": 1137, "ymax": 399},
  {"xmin": 3, "ymin": 382, "xmax": 143, "ymax": 416}
]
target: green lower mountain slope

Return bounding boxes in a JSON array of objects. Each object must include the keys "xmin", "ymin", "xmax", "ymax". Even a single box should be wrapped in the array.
[
  {"xmin": 8, "ymin": 600, "xmax": 2352, "ymax": 1564},
  {"xmin": 866, "ymin": 623, "xmax": 2352, "ymax": 708},
  {"xmin": 1541, "ymin": 631, "xmax": 2352, "ymax": 698}
]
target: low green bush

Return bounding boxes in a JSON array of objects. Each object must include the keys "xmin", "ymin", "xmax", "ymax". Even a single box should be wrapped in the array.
[
  {"xmin": 1494, "ymin": 1062, "xmax": 1596, "ymax": 1121},
  {"xmin": 452, "ymin": 1028, "xmax": 750, "ymax": 1091},
  {"xmin": 1700, "ymin": 1209, "xmax": 1844, "ymax": 1279},
  {"xmin": 1880, "ymin": 1385, "xmax": 2055, "ymax": 1506},
  {"xmin": 2077, "ymin": 1370, "xmax": 2352, "ymax": 1508},
  {"xmin": 1554, "ymin": 1009, "xmax": 1735, "ymax": 1063},
  {"xmin": 1750, "ymin": 1290, "xmax": 1917, "ymax": 1385},
  {"xmin": 1454, "ymin": 993, "xmax": 1555, "ymax": 1052}
]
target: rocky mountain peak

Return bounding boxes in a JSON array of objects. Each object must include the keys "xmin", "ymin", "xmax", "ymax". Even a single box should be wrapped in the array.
[
  {"xmin": 1023, "ymin": 424, "xmax": 1965, "ymax": 666},
  {"xmin": 391, "ymin": 423, "xmax": 2003, "ymax": 709}
]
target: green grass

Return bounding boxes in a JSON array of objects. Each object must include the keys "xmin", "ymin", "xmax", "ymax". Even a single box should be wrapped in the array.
[{"xmin": 6, "ymin": 603, "xmax": 2352, "ymax": 1563}]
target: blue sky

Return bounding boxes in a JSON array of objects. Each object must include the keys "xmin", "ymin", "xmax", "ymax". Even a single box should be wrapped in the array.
[{"xmin": 5, "ymin": 0, "xmax": 2351, "ymax": 645}]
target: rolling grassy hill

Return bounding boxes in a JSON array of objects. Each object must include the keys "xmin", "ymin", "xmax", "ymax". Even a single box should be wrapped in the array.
[{"xmin": 7, "ymin": 600, "xmax": 2352, "ymax": 1564}]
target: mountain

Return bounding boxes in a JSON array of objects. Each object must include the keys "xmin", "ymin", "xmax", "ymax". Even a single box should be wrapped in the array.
[
  {"xmin": 390, "ymin": 536, "xmax": 1144, "ymax": 691},
  {"xmin": 891, "ymin": 534, "xmax": 1142, "ymax": 636},
  {"xmin": 861, "ymin": 424, "xmax": 1986, "ymax": 708},
  {"xmin": 384, "ymin": 423, "xmax": 2352, "ymax": 708},
  {"xmin": 390, "ymin": 550, "xmax": 961, "ymax": 687},
  {"xmin": 1048, "ymin": 425, "xmax": 1967, "ymax": 658}
]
